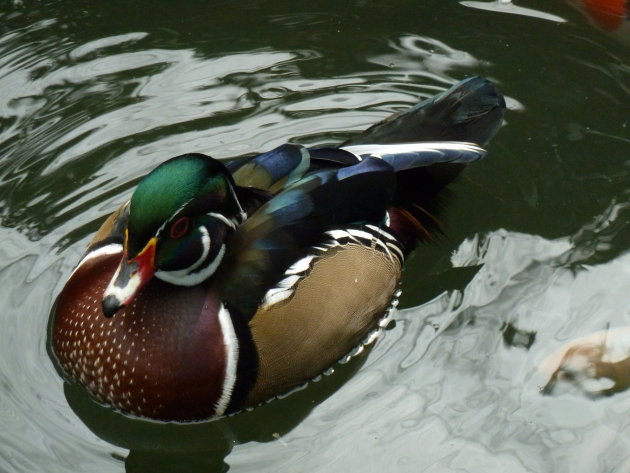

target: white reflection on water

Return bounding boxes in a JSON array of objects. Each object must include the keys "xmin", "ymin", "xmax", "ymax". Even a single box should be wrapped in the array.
[
  {"xmin": 230, "ymin": 204, "xmax": 630, "ymax": 472},
  {"xmin": 42, "ymin": 49, "xmax": 298, "ymax": 173},
  {"xmin": 460, "ymin": 0, "xmax": 567, "ymax": 23},
  {"xmin": 370, "ymin": 34, "xmax": 483, "ymax": 79}
]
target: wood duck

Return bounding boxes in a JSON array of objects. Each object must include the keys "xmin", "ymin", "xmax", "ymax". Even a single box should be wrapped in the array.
[{"xmin": 50, "ymin": 76, "xmax": 506, "ymax": 422}]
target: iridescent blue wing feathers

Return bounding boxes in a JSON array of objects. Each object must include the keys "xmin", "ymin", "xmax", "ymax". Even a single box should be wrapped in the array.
[
  {"xmin": 229, "ymin": 144, "xmax": 310, "ymax": 192},
  {"xmin": 219, "ymin": 157, "xmax": 395, "ymax": 317},
  {"xmin": 220, "ymin": 77, "xmax": 506, "ymax": 315}
]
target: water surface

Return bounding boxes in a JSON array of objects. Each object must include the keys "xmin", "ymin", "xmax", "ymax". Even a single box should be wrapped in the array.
[{"xmin": 1, "ymin": 0, "xmax": 629, "ymax": 471}]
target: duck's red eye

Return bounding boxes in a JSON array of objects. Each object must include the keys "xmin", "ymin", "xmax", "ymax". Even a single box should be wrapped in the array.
[{"xmin": 170, "ymin": 217, "xmax": 190, "ymax": 239}]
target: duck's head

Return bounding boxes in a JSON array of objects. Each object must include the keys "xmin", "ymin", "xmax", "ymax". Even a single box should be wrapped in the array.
[{"xmin": 102, "ymin": 153, "xmax": 245, "ymax": 317}]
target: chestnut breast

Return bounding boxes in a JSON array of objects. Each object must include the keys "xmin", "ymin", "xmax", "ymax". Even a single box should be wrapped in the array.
[{"xmin": 52, "ymin": 250, "xmax": 230, "ymax": 421}]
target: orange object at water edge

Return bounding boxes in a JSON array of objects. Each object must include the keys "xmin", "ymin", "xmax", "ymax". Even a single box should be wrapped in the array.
[
  {"xmin": 539, "ymin": 327, "xmax": 630, "ymax": 398},
  {"xmin": 574, "ymin": 0, "xmax": 627, "ymax": 31}
]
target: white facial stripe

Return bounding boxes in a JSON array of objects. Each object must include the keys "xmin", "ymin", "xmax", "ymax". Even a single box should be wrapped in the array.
[
  {"xmin": 155, "ymin": 243, "xmax": 225, "ymax": 286},
  {"xmin": 154, "ymin": 196, "xmax": 196, "ymax": 236},
  {"xmin": 154, "ymin": 226, "xmax": 209, "ymax": 285},
  {"xmin": 153, "ymin": 174, "xmax": 246, "ymax": 238},
  {"xmin": 214, "ymin": 304, "xmax": 239, "ymax": 416},
  {"xmin": 207, "ymin": 212, "xmax": 238, "ymax": 229},
  {"xmin": 72, "ymin": 243, "xmax": 123, "ymax": 278},
  {"xmin": 227, "ymin": 181, "xmax": 247, "ymax": 223},
  {"xmin": 183, "ymin": 226, "xmax": 211, "ymax": 273}
]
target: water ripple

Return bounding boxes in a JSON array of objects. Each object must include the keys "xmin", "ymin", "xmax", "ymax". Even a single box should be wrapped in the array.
[
  {"xmin": 229, "ymin": 205, "xmax": 630, "ymax": 471},
  {"xmin": 2, "ymin": 3, "xmax": 629, "ymax": 472},
  {"xmin": 0, "ymin": 13, "xmax": 513, "ymax": 472},
  {"xmin": 0, "ymin": 226, "xmax": 124, "ymax": 473}
]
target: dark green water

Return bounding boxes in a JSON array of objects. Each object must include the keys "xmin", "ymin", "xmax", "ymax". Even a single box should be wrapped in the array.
[{"xmin": 1, "ymin": 0, "xmax": 630, "ymax": 471}]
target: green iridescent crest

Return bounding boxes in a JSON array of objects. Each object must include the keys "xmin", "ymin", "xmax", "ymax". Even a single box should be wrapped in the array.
[{"xmin": 127, "ymin": 153, "xmax": 236, "ymax": 257}]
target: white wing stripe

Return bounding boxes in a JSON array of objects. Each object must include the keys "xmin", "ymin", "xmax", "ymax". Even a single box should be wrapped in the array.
[{"xmin": 341, "ymin": 141, "xmax": 485, "ymax": 157}]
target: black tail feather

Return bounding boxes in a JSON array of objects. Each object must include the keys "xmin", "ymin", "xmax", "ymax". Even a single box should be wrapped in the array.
[
  {"xmin": 348, "ymin": 76, "xmax": 506, "ymax": 251},
  {"xmin": 344, "ymin": 76, "xmax": 506, "ymax": 147}
]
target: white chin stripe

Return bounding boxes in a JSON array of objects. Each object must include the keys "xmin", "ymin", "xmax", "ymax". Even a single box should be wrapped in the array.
[
  {"xmin": 103, "ymin": 263, "xmax": 143, "ymax": 305},
  {"xmin": 214, "ymin": 304, "xmax": 239, "ymax": 416}
]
